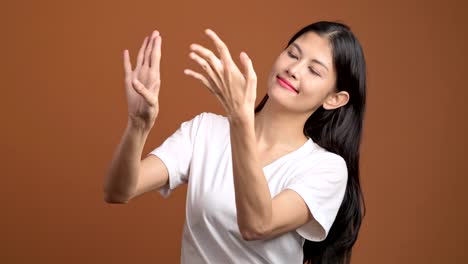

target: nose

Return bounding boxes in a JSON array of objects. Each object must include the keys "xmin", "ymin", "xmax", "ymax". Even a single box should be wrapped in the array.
[
  {"xmin": 286, "ymin": 61, "xmax": 302, "ymax": 80},
  {"xmin": 286, "ymin": 69, "xmax": 296, "ymax": 80}
]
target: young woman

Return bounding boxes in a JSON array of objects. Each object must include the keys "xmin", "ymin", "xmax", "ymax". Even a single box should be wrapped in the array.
[{"xmin": 104, "ymin": 21, "xmax": 366, "ymax": 264}]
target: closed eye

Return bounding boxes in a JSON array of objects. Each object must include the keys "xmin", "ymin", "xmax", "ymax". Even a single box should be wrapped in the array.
[
  {"xmin": 309, "ymin": 67, "xmax": 320, "ymax": 77},
  {"xmin": 287, "ymin": 51, "xmax": 298, "ymax": 59}
]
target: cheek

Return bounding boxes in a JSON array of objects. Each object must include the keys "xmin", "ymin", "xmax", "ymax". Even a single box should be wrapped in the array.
[
  {"xmin": 268, "ymin": 64, "xmax": 281, "ymax": 81},
  {"xmin": 300, "ymin": 78, "xmax": 331, "ymax": 96},
  {"xmin": 271, "ymin": 56, "xmax": 284, "ymax": 73}
]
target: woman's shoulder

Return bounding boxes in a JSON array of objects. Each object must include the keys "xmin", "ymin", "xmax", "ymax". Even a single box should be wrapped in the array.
[
  {"xmin": 301, "ymin": 140, "xmax": 347, "ymax": 169},
  {"xmin": 199, "ymin": 111, "xmax": 227, "ymax": 120},
  {"xmin": 196, "ymin": 111, "xmax": 229, "ymax": 126},
  {"xmin": 292, "ymin": 144, "xmax": 348, "ymax": 183},
  {"xmin": 191, "ymin": 112, "xmax": 230, "ymax": 137}
]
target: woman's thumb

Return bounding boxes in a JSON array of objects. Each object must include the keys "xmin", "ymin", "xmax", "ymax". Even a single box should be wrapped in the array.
[{"xmin": 132, "ymin": 79, "xmax": 154, "ymax": 105}]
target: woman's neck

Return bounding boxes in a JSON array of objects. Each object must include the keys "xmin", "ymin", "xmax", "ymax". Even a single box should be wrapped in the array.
[{"xmin": 254, "ymin": 100, "xmax": 310, "ymax": 151}]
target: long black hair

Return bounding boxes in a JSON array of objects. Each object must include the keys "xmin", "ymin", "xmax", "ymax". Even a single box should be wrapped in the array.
[{"xmin": 254, "ymin": 21, "xmax": 367, "ymax": 264}]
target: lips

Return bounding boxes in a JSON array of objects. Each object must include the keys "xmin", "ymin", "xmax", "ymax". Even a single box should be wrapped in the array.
[{"xmin": 276, "ymin": 76, "xmax": 298, "ymax": 93}]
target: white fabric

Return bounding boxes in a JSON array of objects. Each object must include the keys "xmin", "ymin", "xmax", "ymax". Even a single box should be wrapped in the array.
[{"xmin": 148, "ymin": 112, "xmax": 348, "ymax": 264}]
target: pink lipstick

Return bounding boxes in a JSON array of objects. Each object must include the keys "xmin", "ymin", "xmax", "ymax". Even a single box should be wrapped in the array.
[{"xmin": 276, "ymin": 76, "xmax": 298, "ymax": 93}]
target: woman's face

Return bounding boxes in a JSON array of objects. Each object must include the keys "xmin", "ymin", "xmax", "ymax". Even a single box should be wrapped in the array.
[{"xmin": 267, "ymin": 31, "xmax": 339, "ymax": 113}]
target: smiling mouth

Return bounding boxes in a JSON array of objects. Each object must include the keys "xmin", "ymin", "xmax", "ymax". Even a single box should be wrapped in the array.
[{"xmin": 276, "ymin": 76, "xmax": 298, "ymax": 93}]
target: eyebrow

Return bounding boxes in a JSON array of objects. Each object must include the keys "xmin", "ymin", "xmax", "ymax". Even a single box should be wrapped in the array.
[{"xmin": 291, "ymin": 43, "xmax": 329, "ymax": 72}]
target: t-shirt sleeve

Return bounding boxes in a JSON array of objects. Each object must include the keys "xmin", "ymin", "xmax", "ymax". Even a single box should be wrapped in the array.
[
  {"xmin": 285, "ymin": 153, "xmax": 348, "ymax": 241},
  {"xmin": 147, "ymin": 112, "xmax": 205, "ymax": 198}
]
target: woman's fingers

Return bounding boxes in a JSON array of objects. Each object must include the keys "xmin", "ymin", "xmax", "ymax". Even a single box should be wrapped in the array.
[
  {"xmin": 190, "ymin": 43, "xmax": 223, "ymax": 70},
  {"xmin": 150, "ymin": 35, "xmax": 162, "ymax": 72},
  {"xmin": 135, "ymin": 36, "xmax": 149, "ymax": 70},
  {"xmin": 189, "ymin": 51, "xmax": 222, "ymax": 88},
  {"xmin": 183, "ymin": 69, "xmax": 212, "ymax": 90},
  {"xmin": 144, "ymin": 31, "xmax": 159, "ymax": 67},
  {"xmin": 241, "ymin": 52, "xmax": 257, "ymax": 105},
  {"xmin": 190, "ymin": 43, "xmax": 224, "ymax": 82},
  {"xmin": 205, "ymin": 29, "xmax": 234, "ymax": 68},
  {"xmin": 184, "ymin": 68, "xmax": 225, "ymax": 103},
  {"xmin": 240, "ymin": 52, "xmax": 256, "ymax": 83},
  {"xmin": 123, "ymin": 49, "xmax": 132, "ymax": 77}
]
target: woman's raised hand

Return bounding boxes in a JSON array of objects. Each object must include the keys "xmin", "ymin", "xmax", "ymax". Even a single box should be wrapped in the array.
[
  {"xmin": 123, "ymin": 30, "xmax": 162, "ymax": 130},
  {"xmin": 183, "ymin": 29, "xmax": 257, "ymax": 122}
]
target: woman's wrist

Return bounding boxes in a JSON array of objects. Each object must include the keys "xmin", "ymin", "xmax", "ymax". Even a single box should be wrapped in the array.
[{"xmin": 127, "ymin": 116, "xmax": 155, "ymax": 134}]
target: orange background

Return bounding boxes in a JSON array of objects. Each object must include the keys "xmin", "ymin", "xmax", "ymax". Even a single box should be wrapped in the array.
[{"xmin": 1, "ymin": 0, "xmax": 467, "ymax": 263}]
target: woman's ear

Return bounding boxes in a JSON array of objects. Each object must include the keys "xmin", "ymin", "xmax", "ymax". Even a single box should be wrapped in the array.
[{"xmin": 322, "ymin": 91, "xmax": 349, "ymax": 110}]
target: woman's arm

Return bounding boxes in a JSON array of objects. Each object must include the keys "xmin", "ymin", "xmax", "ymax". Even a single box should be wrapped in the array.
[
  {"xmin": 104, "ymin": 30, "xmax": 164, "ymax": 203},
  {"xmin": 229, "ymin": 115, "xmax": 273, "ymax": 240},
  {"xmin": 182, "ymin": 29, "xmax": 271, "ymax": 239},
  {"xmin": 103, "ymin": 120, "xmax": 151, "ymax": 203}
]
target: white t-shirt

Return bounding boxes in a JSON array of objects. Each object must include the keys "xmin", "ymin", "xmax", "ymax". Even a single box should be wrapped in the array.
[{"xmin": 148, "ymin": 112, "xmax": 347, "ymax": 264}]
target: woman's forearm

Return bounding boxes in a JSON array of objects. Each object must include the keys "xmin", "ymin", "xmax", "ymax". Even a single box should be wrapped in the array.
[
  {"xmin": 103, "ymin": 119, "xmax": 152, "ymax": 203},
  {"xmin": 229, "ymin": 115, "xmax": 272, "ymax": 239}
]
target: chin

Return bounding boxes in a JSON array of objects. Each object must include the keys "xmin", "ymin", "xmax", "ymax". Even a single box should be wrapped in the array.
[{"xmin": 266, "ymin": 85, "xmax": 295, "ymax": 109}]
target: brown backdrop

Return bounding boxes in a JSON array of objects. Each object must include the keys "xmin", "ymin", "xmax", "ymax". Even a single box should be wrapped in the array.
[{"xmin": 1, "ymin": 0, "xmax": 467, "ymax": 263}]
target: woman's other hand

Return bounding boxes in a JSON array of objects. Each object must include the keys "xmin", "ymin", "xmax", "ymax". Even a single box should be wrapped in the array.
[{"xmin": 123, "ymin": 30, "xmax": 162, "ymax": 130}]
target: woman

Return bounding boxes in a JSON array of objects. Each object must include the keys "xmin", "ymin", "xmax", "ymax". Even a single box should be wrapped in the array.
[{"xmin": 104, "ymin": 21, "xmax": 366, "ymax": 264}]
